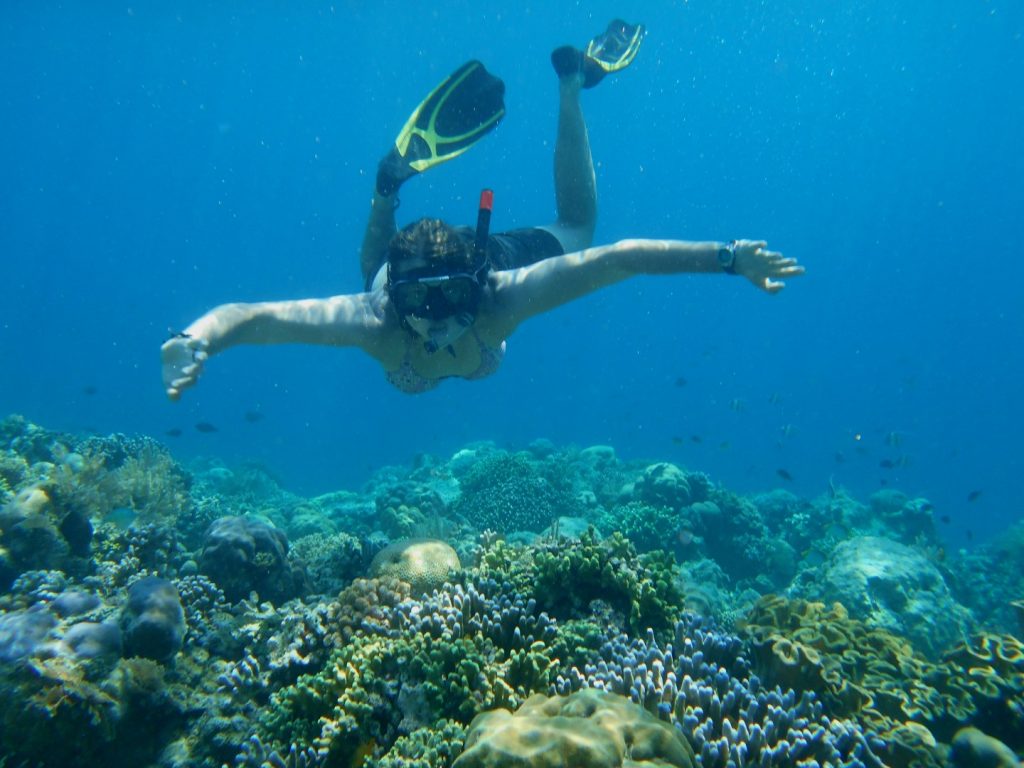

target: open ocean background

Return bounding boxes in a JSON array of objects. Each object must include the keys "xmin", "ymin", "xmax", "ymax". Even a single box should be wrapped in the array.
[{"xmin": 2, "ymin": 2, "xmax": 1021, "ymax": 545}]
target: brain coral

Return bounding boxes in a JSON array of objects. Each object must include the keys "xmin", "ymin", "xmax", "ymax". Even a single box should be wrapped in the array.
[
  {"xmin": 369, "ymin": 538, "xmax": 460, "ymax": 596},
  {"xmin": 453, "ymin": 688, "xmax": 695, "ymax": 768}
]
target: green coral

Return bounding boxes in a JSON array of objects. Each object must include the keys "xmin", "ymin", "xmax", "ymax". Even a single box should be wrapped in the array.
[
  {"xmin": 598, "ymin": 500, "xmax": 679, "ymax": 553},
  {"xmin": 375, "ymin": 482, "xmax": 447, "ymax": 539},
  {"xmin": 531, "ymin": 528, "xmax": 684, "ymax": 635},
  {"xmin": 366, "ymin": 720, "xmax": 467, "ymax": 768},
  {"xmin": 453, "ymin": 451, "xmax": 580, "ymax": 534},
  {"xmin": 257, "ymin": 628, "xmax": 556, "ymax": 766}
]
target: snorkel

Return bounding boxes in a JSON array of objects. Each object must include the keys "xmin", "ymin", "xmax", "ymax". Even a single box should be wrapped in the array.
[{"xmin": 391, "ymin": 190, "xmax": 494, "ymax": 355}]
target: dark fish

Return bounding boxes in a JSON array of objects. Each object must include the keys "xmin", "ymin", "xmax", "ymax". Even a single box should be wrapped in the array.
[
  {"xmin": 834, "ymin": 451, "xmax": 846, "ymax": 464},
  {"xmin": 674, "ymin": 377, "xmax": 688, "ymax": 388},
  {"xmin": 82, "ymin": 385, "xmax": 98, "ymax": 396},
  {"xmin": 165, "ymin": 428, "xmax": 183, "ymax": 438},
  {"xmin": 671, "ymin": 436, "xmax": 683, "ymax": 445},
  {"xmin": 939, "ymin": 515, "xmax": 951, "ymax": 524},
  {"xmin": 966, "ymin": 529, "xmax": 974, "ymax": 541},
  {"xmin": 690, "ymin": 435, "xmax": 703, "ymax": 444},
  {"xmin": 719, "ymin": 441, "xmax": 731, "ymax": 450},
  {"xmin": 776, "ymin": 468, "xmax": 793, "ymax": 482},
  {"xmin": 195, "ymin": 422, "xmax": 219, "ymax": 433},
  {"xmin": 879, "ymin": 459, "xmax": 895, "ymax": 469},
  {"xmin": 244, "ymin": 410, "xmax": 265, "ymax": 423},
  {"xmin": 879, "ymin": 478, "xmax": 889, "ymax": 486},
  {"xmin": 967, "ymin": 490, "xmax": 983, "ymax": 502}
]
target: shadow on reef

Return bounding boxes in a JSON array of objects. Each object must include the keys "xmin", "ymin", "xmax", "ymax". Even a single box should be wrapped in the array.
[{"xmin": 0, "ymin": 415, "xmax": 1022, "ymax": 768}]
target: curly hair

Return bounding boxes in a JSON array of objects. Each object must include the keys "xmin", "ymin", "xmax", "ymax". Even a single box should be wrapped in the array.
[{"xmin": 387, "ymin": 218, "xmax": 474, "ymax": 275}]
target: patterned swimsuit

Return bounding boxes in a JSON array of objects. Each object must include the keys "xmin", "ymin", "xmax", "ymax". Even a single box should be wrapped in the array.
[{"xmin": 385, "ymin": 329, "xmax": 507, "ymax": 394}]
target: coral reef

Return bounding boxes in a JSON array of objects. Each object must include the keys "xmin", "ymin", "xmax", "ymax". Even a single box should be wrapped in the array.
[
  {"xmin": 1, "ymin": 415, "xmax": 1021, "ymax": 768},
  {"xmin": 740, "ymin": 595, "xmax": 1024, "ymax": 764}
]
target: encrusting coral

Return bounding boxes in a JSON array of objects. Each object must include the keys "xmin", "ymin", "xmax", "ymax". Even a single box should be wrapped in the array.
[{"xmin": 740, "ymin": 595, "xmax": 1024, "ymax": 765}]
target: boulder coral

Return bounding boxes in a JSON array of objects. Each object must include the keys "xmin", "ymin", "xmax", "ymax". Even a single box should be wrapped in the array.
[
  {"xmin": 121, "ymin": 576, "xmax": 186, "ymax": 662},
  {"xmin": 369, "ymin": 538, "xmax": 461, "ymax": 596},
  {"xmin": 790, "ymin": 535, "xmax": 973, "ymax": 658},
  {"xmin": 453, "ymin": 688, "xmax": 695, "ymax": 768},
  {"xmin": 200, "ymin": 515, "xmax": 305, "ymax": 603}
]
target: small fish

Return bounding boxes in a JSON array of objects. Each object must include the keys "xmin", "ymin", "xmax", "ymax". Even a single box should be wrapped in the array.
[
  {"xmin": 104, "ymin": 506, "xmax": 137, "ymax": 530},
  {"xmin": 966, "ymin": 490, "xmax": 983, "ymax": 503},
  {"xmin": 966, "ymin": 529, "xmax": 974, "ymax": 541},
  {"xmin": 776, "ymin": 468, "xmax": 794, "ymax": 482},
  {"xmin": 879, "ymin": 478, "xmax": 889, "ymax": 486},
  {"xmin": 719, "ymin": 441, "xmax": 731, "ymax": 450},
  {"xmin": 674, "ymin": 377, "xmax": 688, "ymax": 388},
  {"xmin": 82, "ymin": 385, "xmax": 98, "ymax": 396},
  {"xmin": 729, "ymin": 398, "xmax": 747, "ymax": 412},
  {"xmin": 939, "ymin": 514, "xmax": 951, "ymax": 524},
  {"xmin": 690, "ymin": 435, "xmax": 703, "ymax": 444},
  {"xmin": 768, "ymin": 392, "xmax": 782, "ymax": 404},
  {"xmin": 879, "ymin": 459, "xmax": 896, "ymax": 469},
  {"xmin": 834, "ymin": 451, "xmax": 846, "ymax": 464},
  {"xmin": 195, "ymin": 422, "xmax": 219, "ymax": 433},
  {"xmin": 244, "ymin": 410, "xmax": 265, "ymax": 423},
  {"xmin": 165, "ymin": 428, "xmax": 183, "ymax": 438},
  {"xmin": 671, "ymin": 436, "xmax": 684, "ymax": 445},
  {"xmin": 779, "ymin": 423, "xmax": 796, "ymax": 439}
]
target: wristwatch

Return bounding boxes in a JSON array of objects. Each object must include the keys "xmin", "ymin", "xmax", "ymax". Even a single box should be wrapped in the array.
[{"xmin": 717, "ymin": 241, "xmax": 737, "ymax": 274}]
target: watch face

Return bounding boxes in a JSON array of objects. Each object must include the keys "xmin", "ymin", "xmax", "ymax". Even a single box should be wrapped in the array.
[{"xmin": 717, "ymin": 246, "xmax": 734, "ymax": 267}]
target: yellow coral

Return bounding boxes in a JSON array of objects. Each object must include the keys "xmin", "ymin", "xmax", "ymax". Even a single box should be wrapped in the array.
[{"xmin": 454, "ymin": 689, "xmax": 695, "ymax": 768}]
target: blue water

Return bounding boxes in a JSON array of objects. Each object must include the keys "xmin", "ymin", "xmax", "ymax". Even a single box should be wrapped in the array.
[{"xmin": 2, "ymin": 2, "xmax": 1021, "ymax": 544}]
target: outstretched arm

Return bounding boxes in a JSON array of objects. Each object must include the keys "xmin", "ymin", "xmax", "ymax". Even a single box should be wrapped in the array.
[
  {"xmin": 161, "ymin": 293, "xmax": 384, "ymax": 401},
  {"xmin": 491, "ymin": 239, "xmax": 803, "ymax": 329}
]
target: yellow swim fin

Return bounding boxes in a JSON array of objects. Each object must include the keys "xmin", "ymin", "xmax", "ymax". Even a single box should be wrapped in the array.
[
  {"xmin": 552, "ymin": 19, "xmax": 646, "ymax": 89},
  {"xmin": 377, "ymin": 60, "xmax": 505, "ymax": 196}
]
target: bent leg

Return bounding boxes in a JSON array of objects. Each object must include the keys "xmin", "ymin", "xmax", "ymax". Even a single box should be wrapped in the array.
[
  {"xmin": 541, "ymin": 74, "xmax": 597, "ymax": 254},
  {"xmin": 360, "ymin": 191, "xmax": 398, "ymax": 290}
]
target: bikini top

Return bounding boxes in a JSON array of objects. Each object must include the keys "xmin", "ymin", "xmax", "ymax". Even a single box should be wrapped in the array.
[{"xmin": 384, "ymin": 328, "xmax": 506, "ymax": 394}]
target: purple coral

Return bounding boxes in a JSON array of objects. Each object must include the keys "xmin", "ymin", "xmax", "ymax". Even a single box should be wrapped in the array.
[{"xmin": 554, "ymin": 616, "xmax": 884, "ymax": 768}]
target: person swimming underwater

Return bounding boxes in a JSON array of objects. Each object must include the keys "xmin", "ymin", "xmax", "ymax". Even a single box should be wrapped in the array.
[{"xmin": 161, "ymin": 19, "xmax": 802, "ymax": 398}]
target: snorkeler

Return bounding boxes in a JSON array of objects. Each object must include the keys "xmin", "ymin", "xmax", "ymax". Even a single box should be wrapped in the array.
[{"xmin": 161, "ymin": 19, "xmax": 803, "ymax": 398}]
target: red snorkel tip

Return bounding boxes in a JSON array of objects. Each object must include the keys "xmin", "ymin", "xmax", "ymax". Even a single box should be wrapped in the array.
[{"xmin": 473, "ymin": 189, "xmax": 494, "ymax": 265}]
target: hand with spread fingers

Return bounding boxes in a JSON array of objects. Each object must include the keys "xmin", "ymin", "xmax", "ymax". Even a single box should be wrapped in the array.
[
  {"xmin": 161, "ymin": 333, "xmax": 209, "ymax": 401},
  {"xmin": 733, "ymin": 240, "xmax": 805, "ymax": 294}
]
